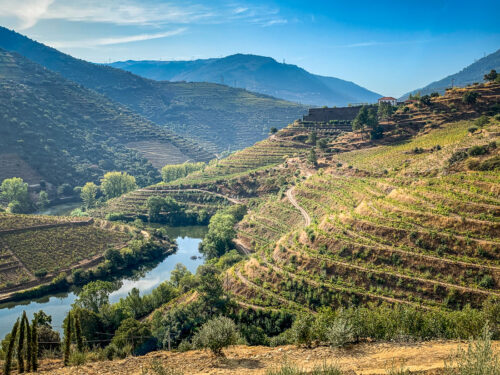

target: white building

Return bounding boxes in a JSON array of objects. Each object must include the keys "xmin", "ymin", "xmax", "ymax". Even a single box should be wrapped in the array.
[{"xmin": 378, "ymin": 96, "xmax": 397, "ymax": 106}]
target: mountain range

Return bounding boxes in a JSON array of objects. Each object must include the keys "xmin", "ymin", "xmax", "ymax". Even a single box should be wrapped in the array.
[
  {"xmin": 110, "ymin": 54, "xmax": 382, "ymax": 107},
  {"xmin": 401, "ymin": 48, "xmax": 500, "ymax": 99},
  {"xmin": 0, "ymin": 27, "xmax": 306, "ymax": 154}
]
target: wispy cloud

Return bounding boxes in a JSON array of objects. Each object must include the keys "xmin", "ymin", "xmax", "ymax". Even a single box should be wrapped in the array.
[
  {"xmin": 0, "ymin": 0, "xmax": 288, "ymax": 29},
  {"xmin": 47, "ymin": 28, "xmax": 187, "ymax": 48},
  {"xmin": 0, "ymin": 0, "xmax": 54, "ymax": 29}
]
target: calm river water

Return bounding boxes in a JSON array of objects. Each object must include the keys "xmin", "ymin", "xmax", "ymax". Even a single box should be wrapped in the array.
[{"xmin": 0, "ymin": 225, "xmax": 208, "ymax": 338}]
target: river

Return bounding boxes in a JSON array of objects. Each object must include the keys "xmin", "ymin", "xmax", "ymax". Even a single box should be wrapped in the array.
[{"xmin": 0, "ymin": 225, "xmax": 208, "ymax": 338}]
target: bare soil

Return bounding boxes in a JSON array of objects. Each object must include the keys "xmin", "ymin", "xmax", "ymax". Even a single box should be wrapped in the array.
[{"xmin": 14, "ymin": 341, "xmax": 500, "ymax": 375}]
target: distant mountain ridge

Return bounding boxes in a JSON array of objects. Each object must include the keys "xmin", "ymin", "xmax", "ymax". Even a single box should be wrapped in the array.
[
  {"xmin": 401, "ymin": 49, "xmax": 500, "ymax": 99},
  {"xmin": 110, "ymin": 54, "xmax": 382, "ymax": 106},
  {"xmin": 0, "ymin": 27, "xmax": 307, "ymax": 153}
]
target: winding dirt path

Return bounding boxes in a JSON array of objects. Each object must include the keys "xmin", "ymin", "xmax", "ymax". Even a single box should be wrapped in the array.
[{"xmin": 286, "ymin": 187, "xmax": 311, "ymax": 226}]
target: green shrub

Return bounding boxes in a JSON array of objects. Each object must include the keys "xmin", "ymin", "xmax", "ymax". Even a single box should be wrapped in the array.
[
  {"xmin": 463, "ymin": 92, "xmax": 479, "ymax": 105},
  {"xmin": 446, "ymin": 325, "xmax": 499, "ymax": 375},
  {"xmin": 192, "ymin": 316, "xmax": 239, "ymax": 357},
  {"xmin": 142, "ymin": 359, "xmax": 184, "ymax": 375},
  {"xmin": 468, "ymin": 145, "xmax": 487, "ymax": 156},
  {"xmin": 326, "ymin": 317, "xmax": 355, "ymax": 348},
  {"xmin": 290, "ymin": 314, "xmax": 314, "ymax": 348},
  {"xmin": 474, "ymin": 116, "xmax": 489, "ymax": 127},
  {"xmin": 69, "ymin": 351, "xmax": 87, "ymax": 366},
  {"xmin": 34, "ymin": 268, "xmax": 48, "ymax": 278}
]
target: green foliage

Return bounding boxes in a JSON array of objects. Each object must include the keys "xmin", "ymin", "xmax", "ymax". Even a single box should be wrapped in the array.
[
  {"xmin": 270, "ymin": 127, "xmax": 278, "ymax": 134},
  {"xmin": 31, "ymin": 319, "xmax": 38, "ymax": 372},
  {"xmin": 447, "ymin": 324, "xmax": 499, "ymax": 375},
  {"xmin": 111, "ymin": 318, "xmax": 155, "ymax": 356},
  {"xmin": 378, "ymin": 101, "xmax": 394, "ymax": 119},
  {"xmin": 81, "ymin": 182, "xmax": 99, "ymax": 209},
  {"xmin": 474, "ymin": 116, "xmax": 490, "ymax": 127},
  {"xmin": 192, "ymin": 316, "xmax": 239, "ymax": 357},
  {"xmin": 25, "ymin": 313, "xmax": 32, "ymax": 372},
  {"xmin": 484, "ymin": 69, "xmax": 498, "ymax": 82},
  {"xmin": 290, "ymin": 314, "xmax": 315, "ymax": 348},
  {"xmin": 18, "ymin": 311, "xmax": 26, "ymax": 373},
  {"xmin": 325, "ymin": 315, "xmax": 355, "ymax": 348},
  {"xmin": 199, "ymin": 205, "xmax": 246, "ymax": 259},
  {"xmin": 75, "ymin": 313, "xmax": 84, "ymax": 352},
  {"xmin": 0, "ymin": 177, "xmax": 32, "ymax": 213},
  {"xmin": 74, "ymin": 280, "xmax": 116, "ymax": 314},
  {"xmin": 161, "ymin": 162, "xmax": 205, "ymax": 183},
  {"xmin": 37, "ymin": 190, "xmax": 49, "ymax": 210},
  {"xmin": 308, "ymin": 148, "xmax": 318, "ymax": 166},
  {"xmin": 141, "ymin": 358, "xmax": 184, "ymax": 375},
  {"xmin": 463, "ymin": 91, "xmax": 479, "ymax": 105},
  {"xmin": 352, "ymin": 105, "xmax": 378, "ymax": 131},
  {"xmin": 63, "ymin": 312, "xmax": 72, "ymax": 366},
  {"xmin": 3, "ymin": 319, "xmax": 19, "ymax": 375},
  {"xmin": 101, "ymin": 172, "xmax": 137, "ymax": 199},
  {"xmin": 420, "ymin": 95, "xmax": 432, "ymax": 106}
]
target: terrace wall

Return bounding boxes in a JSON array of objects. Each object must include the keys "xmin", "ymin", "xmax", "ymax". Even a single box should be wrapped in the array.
[{"xmin": 303, "ymin": 106, "xmax": 369, "ymax": 122}]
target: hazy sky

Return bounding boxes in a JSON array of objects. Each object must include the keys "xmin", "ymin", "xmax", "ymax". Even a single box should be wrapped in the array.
[{"xmin": 1, "ymin": 0, "xmax": 499, "ymax": 96}]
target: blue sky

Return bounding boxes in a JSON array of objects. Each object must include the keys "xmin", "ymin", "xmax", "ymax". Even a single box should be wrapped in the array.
[{"xmin": 0, "ymin": 0, "xmax": 498, "ymax": 96}]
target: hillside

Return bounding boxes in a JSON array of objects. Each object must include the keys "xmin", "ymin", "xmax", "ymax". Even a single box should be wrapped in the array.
[
  {"xmin": 0, "ymin": 28, "xmax": 307, "ymax": 153},
  {"xmin": 110, "ymin": 53, "xmax": 382, "ymax": 107},
  {"xmin": 0, "ymin": 48, "xmax": 213, "ymax": 189},
  {"xmin": 227, "ymin": 83, "xmax": 500, "ymax": 313},
  {"xmin": 401, "ymin": 48, "xmax": 500, "ymax": 99}
]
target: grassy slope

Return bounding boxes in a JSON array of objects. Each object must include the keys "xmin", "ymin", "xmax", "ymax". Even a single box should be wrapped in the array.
[
  {"xmin": 0, "ymin": 48, "xmax": 213, "ymax": 187},
  {"xmin": 0, "ymin": 27, "xmax": 307, "ymax": 153}
]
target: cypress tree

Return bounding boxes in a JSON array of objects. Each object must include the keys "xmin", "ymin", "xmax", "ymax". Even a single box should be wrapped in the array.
[
  {"xmin": 31, "ymin": 319, "xmax": 38, "ymax": 372},
  {"xmin": 25, "ymin": 314, "xmax": 32, "ymax": 372},
  {"xmin": 3, "ymin": 319, "xmax": 19, "ymax": 375},
  {"xmin": 63, "ymin": 311, "xmax": 72, "ymax": 366},
  {"xmin": 18, "ymin": 312, "xmax": 26, "ymax": 373},
  {"xmin": 75, "ymin": 313, "xmax": 84, "ymax": 352}
]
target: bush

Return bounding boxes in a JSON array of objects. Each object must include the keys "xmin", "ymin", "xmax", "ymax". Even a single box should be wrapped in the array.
[
  {"xmin": 192, "ymin": 316, "xmax": 239, "ymax": 357},
  {"xmin": 69, "ymin": 351, "xmax": 87, "ymax": 366},
  {"xmin": 290, "ymin": 314, "xmax": 314, "ymax": 348},
  {"xmin": 326, "ymin": 317, "xmax": 355, "ymax": 348},
  {"xmin": 142, "ymin": 359, "xmax": 184, "ymax": 375},
  {"xmin": 463, "ymin": 92, "xmax": 479, "ymax": 105},
  {"xmin": 475, "ymin": 116, "xmax": 489, "ymax": 127},
  {"xmin": 468, "ymin": 127, "xmax": 478, "ymax": 133},
  {"xmin": 446, "ymin": 324, "xmax": 499, "ymax": 375},
  {"xmin": 34, "ymin": 269, "xmax": 48, "ymax": 278},
  {"xmin": 468, "ymin": 145, "xmax": 487, "ymax": 156}
]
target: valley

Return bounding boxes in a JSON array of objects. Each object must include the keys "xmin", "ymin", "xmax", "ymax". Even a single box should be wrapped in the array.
[{"xmin": 0, "ymin": 18, "xmax": 499, "ymax": 375}]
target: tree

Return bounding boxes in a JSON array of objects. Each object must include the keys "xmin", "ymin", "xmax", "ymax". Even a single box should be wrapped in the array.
[
  {"xmin": 63, "ymin": 312, "xmax": 72, "ymax": 366},
  {"xmin": 269, "ymin": 127, "xmax": 278, "ymax": 134},
  {"xmin": 33, "ymin": 310, "xmax": 52, "ymax": 327},
  {"xmin": 419, "ymin": 95, "xmax": 431, "ymax": 106},
  {"xmin": 484, "ymin": 69, "xmax": 498, "ymax": 82},
  {"xmin": 316, "ymin": 138, "xmax": 328, "ymax": 151},
  {"xmin": 111, "ymin": 318, "xmax": 153, "ymax": 355},
  {"xmin": 306, "ymin": 131, "xmax": 317, "ymax": 145},
  {"xmin": 74, "ymin": 313, "xmax": 84, "ymax": 352},
  {"xmin": 463, "ymin": 91, "xmax": 479, "ymax": 105},
  {"xmin": 199, "ymin": 213, "xmax": 237, "ymax": 259},
  {"xmin": 74, "ymin": 280, "xmax": 115, "ymax": 314},
  {"xmin": 31, "ymin": 319, "xmax": 38, "ymax": 372},
  {"xmin": 170, "ymin": 263, "xmax": 191, "ymax": 288},
  {"xmin": 307, "ymin": 148, "xmax": 318, "ymax": 166},
  {"xmin": 352, "ymin": 106, "xmax": 378, "ymax": 131},
  {"xmin": 18, "ymin": 311, "xmax": 26, "ymax": 373},
  {"xmin": 100, "ymin": 172, "xmax": 137, "ymax": 199},
  {"xmin": 196, "ymin": 265, "xmax": 226, "ymax": 312},
  {"xmin": 377, "ymin": 102, "xmax": 393, "ymax": 120},
  {"xmin": 146, "ymin": 195, "xmax": 164, "ymax": 222},
  {"xmin": 290, "ymin": 314, "xmax": 314, "ymax": 348},
  {"xmin": 37, "ymin": 191, "xmax": 49, "ymax": 210},
  {"xmin": 1, "ymin": 177, "xmax": 31, "ymax": 212},
  {"xmin": 192, "ymin": 316, "xmax": 239, "ymax": 357},
  {"xmin": 25, "ymin": 313, "xmax": 32, "ymax": 372},
  {"xmin": 80, "ymin": 182, "xmax": 98, "ymax": 209},
  {"xmin": 3, "ymin": 319, "xmax": 19, "ymax": 375}
]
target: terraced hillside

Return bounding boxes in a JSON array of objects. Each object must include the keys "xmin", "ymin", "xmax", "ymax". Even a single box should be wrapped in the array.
[
  {"xmin": 0, "ymin": 48, "xmax": 213, "ymax": 188},
  {"xmin": 226, "ymin": 83, "xmax": 500, "ymax": 313},
  {"xmin": 0, "ymin": 213, "xmax": 134, "ymax": 292},
  {"xmin": 92, "ymin": 120, "xmax": 332, "ymax": 220},
  {"xmin": 0, "ymin": 27, "xmax": 307, "ymax": 153}
]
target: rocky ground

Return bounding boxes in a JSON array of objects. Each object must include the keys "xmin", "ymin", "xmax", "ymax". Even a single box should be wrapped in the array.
[{"xmin": 11, "ymin": 340, "xmax": 500, "ymax": 375}]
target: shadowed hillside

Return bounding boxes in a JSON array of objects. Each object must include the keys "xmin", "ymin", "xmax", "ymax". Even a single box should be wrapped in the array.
[
  {"xmin": 0, "ymin": 48, "xmax": 213, "ymax": 188},
  {"xmin": 0, "ymin": 28, "xmax": 307, "ymax": 153}
]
